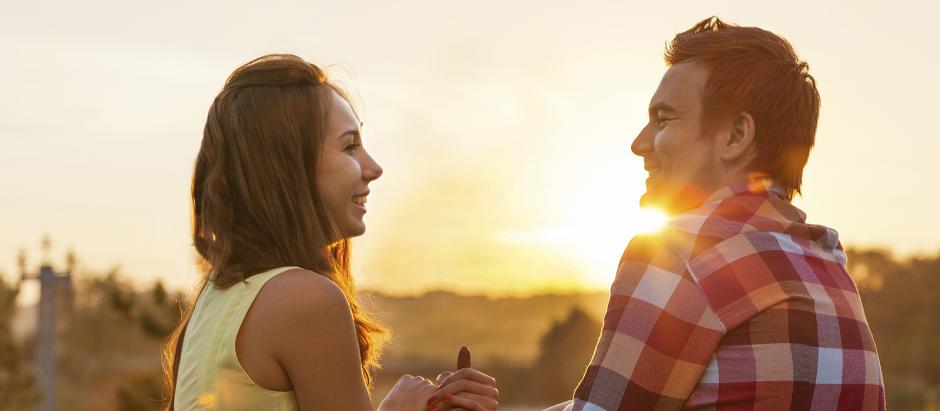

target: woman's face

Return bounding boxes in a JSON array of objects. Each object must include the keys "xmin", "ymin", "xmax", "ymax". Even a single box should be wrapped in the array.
[{"xmin": 316, "ymin": 90, "xmax": 383, "ymax": 239}]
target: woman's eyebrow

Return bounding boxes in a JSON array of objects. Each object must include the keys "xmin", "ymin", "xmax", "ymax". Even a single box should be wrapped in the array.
[{"xmin": 337, "ymin": 129, "xmax": 360, "ymax": 139}]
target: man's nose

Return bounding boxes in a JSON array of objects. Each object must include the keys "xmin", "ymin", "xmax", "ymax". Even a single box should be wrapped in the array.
[{"xmin": 631, "ymin": 124, "xmax": 653, "ymax": 157}]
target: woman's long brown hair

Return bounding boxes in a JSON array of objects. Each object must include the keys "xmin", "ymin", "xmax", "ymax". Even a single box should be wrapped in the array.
[{"xmin": 161, "ymin": 54, "xmax": 386, "ymax": 409}]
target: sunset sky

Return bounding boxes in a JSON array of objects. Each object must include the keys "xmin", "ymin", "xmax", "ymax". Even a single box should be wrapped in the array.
[{"xmin": 3, "ymin": 0, "xmax": 938, "ymax": 303}]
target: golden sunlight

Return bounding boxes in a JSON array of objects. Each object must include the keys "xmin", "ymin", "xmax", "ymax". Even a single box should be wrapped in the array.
[
  {"xmin": 634, "ymin": 207, "xmax": 668, "ymax": 233},
  {"xmin": 567, "ymin": 206, "xmax": 668, "ymax": 288}
]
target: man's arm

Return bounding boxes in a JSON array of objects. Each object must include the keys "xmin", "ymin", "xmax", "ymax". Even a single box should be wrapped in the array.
[{"xmin": 570, "ymin": 233, "xmax": 725, "ymax": 410}]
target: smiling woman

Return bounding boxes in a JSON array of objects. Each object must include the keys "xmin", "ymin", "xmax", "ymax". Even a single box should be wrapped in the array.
[
  {"xmin": 315, "ymin": 94, "xmax": 383, "ymax": 238},
  {"xmin": 163, "ymin": 54, "xmax": 499, "ymax": 411}
]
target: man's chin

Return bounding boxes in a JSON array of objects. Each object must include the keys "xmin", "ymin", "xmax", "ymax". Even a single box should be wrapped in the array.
[
  {"xmin": 640, "ymin": 185, "xmax": 710, "ymax": 216},
  {"xmin": 638, "ymin": 192, "xmax": 654, "ymax": 208},
  {"xmin": 639, "ymin": 192, "xmax": 672, "ymax": 214}
]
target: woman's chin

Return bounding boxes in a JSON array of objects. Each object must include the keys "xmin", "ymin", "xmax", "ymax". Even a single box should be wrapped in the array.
[{"xmin": 339, "ymin": 222, "xmax": 367, "ymax": 239}]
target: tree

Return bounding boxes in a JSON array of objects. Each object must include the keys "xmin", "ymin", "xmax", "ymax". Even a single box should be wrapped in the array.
[
  {"xmin": 138, "ymin": 280, "xmax": 179, "ymax": 338},
  {"xmin": 0, "ymin": 274, "xmax": 39, "ymax": 409},
  {"xmin": 116, "ymin": 373, "xmax": 164, "ymax": 411},
  {"xmin": 152, "ymin": 280, "xmax": 167, "ymax": 306},
  {"xmin": 848, "ymin": 248, "xmax": 940, "ymax": 410},
  {"xmin": 531, "ymin": 308, "xmax": 601, "ymax": 403},
  {"xmin": 57, "ymin": 269, "xmax": 167, "ymax": 411}
]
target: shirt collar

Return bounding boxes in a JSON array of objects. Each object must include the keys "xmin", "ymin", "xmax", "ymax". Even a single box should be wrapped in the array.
[{"xmin": 702, "ymin": 173, "xmax": 787, "ymax": 205}]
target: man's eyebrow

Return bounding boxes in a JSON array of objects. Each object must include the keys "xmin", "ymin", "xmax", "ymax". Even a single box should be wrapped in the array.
[{"xmin": 648, "ymin": 102, "xmax": 678, "ymax": 116}]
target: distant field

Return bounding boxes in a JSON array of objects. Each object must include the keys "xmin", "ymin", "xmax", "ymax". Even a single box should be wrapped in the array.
[
  {"xmin": 362, "ymin": 290, "xmax": 608, "ymax": 367},
  {"xmin": 364, "ymin": 290, "xmax": 610, "ymax": 407}
]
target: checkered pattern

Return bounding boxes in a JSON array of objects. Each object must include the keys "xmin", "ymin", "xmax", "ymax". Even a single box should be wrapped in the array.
[{"xmin": 571, "ymin": 181, "xmax": 885, "ymax": 410}]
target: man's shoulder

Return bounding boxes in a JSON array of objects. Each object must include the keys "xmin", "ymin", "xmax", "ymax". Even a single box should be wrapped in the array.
[
  {"xmin": 661, "ymin": 191, "xmax": 812, "ymax": 258},
  {"xmin": 620, "ymin": 229, "xmax": 689, "ymax": 273},
  {"xmin": 620, "ymin": 191, "xmax": 831, "ymax": 281}
]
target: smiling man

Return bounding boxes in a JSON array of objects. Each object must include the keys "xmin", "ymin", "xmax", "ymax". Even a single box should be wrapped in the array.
[{"xmin": 545, "ymin": 17, "xmax": 886, "ymax": 410}]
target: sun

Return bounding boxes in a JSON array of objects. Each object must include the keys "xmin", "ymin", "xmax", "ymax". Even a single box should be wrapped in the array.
[
  {"xmin": 633, "ymin": 207, "xmax": 668, "ymax": 233},
  {"xmin": 541, "ymin": 204, "xmax": 669, "ymax": 289}
]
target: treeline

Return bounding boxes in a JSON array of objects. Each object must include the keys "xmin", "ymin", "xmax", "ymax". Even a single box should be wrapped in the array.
[
  {"xmin": 0, "ymin": 275, "xmax": 39, "ymax": 409},
  {"xmin": 0, "ymin": 247, "xmax": 937, "ymax": 409},
  {"xmin": 0, "ymin": 269, "xmax": 184, "ymax": 410},
  {"xmin": 846, "ymin": 248, "xmax": 940, "ymax": 409}
]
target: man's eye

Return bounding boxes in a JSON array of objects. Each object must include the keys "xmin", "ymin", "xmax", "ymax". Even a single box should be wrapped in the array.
[{"xmin": 657, "ymin": 116, "xmax": 674, "ymax": 127}]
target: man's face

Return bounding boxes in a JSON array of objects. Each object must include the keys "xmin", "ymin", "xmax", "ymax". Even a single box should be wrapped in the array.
[{"xmin": 631, "ymin": 61, "xmax": 721, "ymax": 214}]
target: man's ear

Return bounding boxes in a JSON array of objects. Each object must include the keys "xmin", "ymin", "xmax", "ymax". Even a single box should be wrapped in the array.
[{"xmin": 719, "ymin": 111, "xmax": 756, "ymax": 163}]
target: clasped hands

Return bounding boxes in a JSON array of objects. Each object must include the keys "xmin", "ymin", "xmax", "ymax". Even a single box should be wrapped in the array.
[{"xmin": 379, "ymin": 347, "xmax": 499, "ymax": 411}]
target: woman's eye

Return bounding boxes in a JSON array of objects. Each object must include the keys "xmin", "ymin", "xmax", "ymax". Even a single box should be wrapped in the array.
[{"xmin": 344, "ymin": 143, "xmax": 361, "ymax": 152}]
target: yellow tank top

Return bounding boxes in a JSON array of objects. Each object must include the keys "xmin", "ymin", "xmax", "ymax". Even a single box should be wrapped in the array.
[{"xmin": 174, "ymin": 266, "xmax": 300, "ymax": 411}]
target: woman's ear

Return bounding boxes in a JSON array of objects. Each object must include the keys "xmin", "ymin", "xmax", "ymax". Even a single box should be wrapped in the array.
[{"xmin": 720, "ymin": 111, "xmax": 756, "ymax": 164}]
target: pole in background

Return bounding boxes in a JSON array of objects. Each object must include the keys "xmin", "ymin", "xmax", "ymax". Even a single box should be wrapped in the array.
[{"xmin": 20, "ymin": 235, "xmax": 74, "ymax": 411}]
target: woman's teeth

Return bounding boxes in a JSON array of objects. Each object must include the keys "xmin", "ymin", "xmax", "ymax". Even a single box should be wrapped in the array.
[{"xmin": 352, "ymin": 195, "xmax": 367, "ymax": 205}]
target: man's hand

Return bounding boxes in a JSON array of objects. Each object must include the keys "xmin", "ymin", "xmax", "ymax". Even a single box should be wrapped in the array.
[
  {"xmin": 427, "ymin": 368, "xmax": 499, "ymax": 411},
  {"xmin": 426, "ymin": 347, "xmax": 498, "ymax": 411}
]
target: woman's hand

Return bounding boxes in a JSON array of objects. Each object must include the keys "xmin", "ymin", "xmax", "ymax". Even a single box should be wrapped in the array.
[
  {"xmin": 426, "ymin": 368, "xmax": 499, "ymax": 411},
  {"xmin": 378, "ymin": 375, "xmax": 437, "ymax": 411}
]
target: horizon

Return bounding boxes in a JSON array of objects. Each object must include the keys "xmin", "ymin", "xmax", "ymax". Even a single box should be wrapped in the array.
[{"xmin": 7, "ymin": 240, "xmax": 935, "ymax": 307}]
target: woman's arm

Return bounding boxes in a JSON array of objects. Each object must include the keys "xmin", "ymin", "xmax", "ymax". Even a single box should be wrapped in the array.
[
  {"xmin": 260, "ymin": 270, "xmax": 435, "ymax": 411},
  {"xmin": 265, "ymin": 271, "xmax": 375, "ymax": 410}
]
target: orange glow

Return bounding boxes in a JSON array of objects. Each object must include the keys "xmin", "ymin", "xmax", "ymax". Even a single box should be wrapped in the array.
[
  {"xmin": 635, "ymin": 208, "xmax": 668, "ymax": 233},
  {"xmin": 3, "ymin": 3, "xmax": 937, "ymax": 300}
]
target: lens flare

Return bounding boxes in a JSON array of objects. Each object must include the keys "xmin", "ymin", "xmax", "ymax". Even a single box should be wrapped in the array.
[{"xmin": 635, "ymin": 207, "xmax": 668, "ymax": 233}]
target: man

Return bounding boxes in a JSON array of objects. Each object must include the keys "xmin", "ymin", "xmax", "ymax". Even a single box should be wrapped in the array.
[{"xmin": 547, "ymin": 17, "xmax": 885, "ymax": 410}]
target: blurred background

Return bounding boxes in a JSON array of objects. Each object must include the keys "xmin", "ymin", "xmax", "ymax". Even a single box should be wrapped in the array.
[{"xmin": 2, "ymin": 0, "xmax": 938, "ymax": 409}]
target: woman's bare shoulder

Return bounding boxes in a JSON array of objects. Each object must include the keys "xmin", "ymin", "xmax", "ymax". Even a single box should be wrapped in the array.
[
  {"xmin": 253, "ymin": 268, "xmax": 352, "ymax": 323},
  {"xmin": 243, "ymin": 270, "xmax": 369, "ymax": 408}
]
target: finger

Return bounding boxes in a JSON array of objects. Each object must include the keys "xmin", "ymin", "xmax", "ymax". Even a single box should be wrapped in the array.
[
  {"xmin": 433, "ymin": 379, "xmax": 499, "ymax": 400},
  {"xmin": 436, "ymin": 371, "xmax": 454, "ymax": 385},
  {"xmin": 437, "ymin": 368, "xmax": 497, "ymax": 389},
  {"xmin": 457, "ymin": 346, "xmax": 471, "ymax": 369},
  {"xmin": 448, "ymin": 392, "xmax": 497, "ymax": 409},
  {"xmin": 432, "ymin": 394, "xmax": 491, "ymax": 411},
  {"xmin": 430, "ymin": 392, "xmax": 493, "ymax": 409},
  {"xmin": 396, "ymin": 374, "xmax": 416, "ymax": 385}
]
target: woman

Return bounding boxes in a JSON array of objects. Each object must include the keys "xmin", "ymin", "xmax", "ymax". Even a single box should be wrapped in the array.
[{"xmin": 163, "ymin": 54, "xmax": 499, "ymax": 411}]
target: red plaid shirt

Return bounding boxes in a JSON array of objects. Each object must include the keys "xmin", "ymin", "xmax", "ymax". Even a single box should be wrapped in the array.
[{"xmin": 571, "ymin": 181, "xmax": 885, "ymax": 410}]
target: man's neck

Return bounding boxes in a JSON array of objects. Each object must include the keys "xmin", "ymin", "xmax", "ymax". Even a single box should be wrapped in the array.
[{"xmin": 665, "ymin": 172, "xmax": 774, "ymax": 215}]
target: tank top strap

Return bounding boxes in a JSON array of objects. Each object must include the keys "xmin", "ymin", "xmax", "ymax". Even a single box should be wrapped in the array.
[
  {"xmin": 211, "ymin": 266, "xmax": 301, "ymax": 407},
  {"xmin": 176, "ymin": 266, "xmax": 302, "ymax": 410},
  {"xmin": 238, "ymin": 266, "xmax": 302, "ymax": 299},
  {"xmin": 222, "ymin": 265, "xmax": 301, "ymax": 349}
]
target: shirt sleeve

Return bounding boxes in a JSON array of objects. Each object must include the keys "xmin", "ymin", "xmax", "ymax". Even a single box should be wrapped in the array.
[{"xmin": 571, "ymin": 232, "xmax": 726, "ymax": 410}]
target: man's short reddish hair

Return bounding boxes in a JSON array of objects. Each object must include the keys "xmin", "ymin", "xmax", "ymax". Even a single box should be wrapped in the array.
[{"xmin": 666, "ymin": 17, "xmax": 821, "ymax": 200}]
